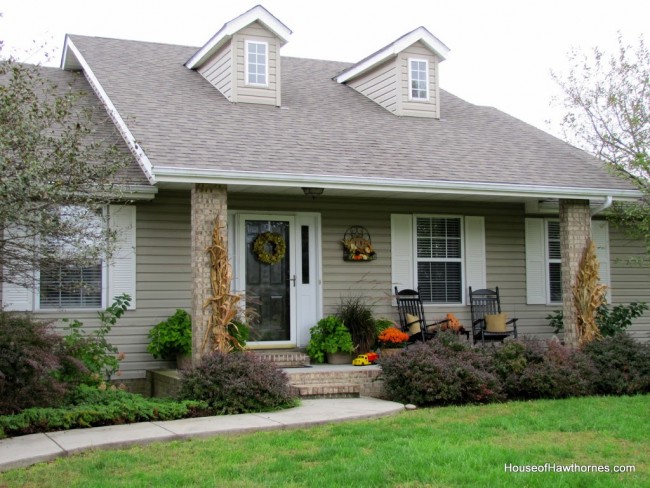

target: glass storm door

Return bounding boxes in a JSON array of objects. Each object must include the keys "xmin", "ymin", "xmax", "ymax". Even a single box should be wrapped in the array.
[{"xmin": 241, "ymin": 215, "xmax": 296, "ymax": 345}]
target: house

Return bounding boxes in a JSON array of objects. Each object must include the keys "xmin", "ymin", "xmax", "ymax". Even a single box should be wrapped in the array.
[{"xmin": 2, "ymin": 5, "xmax": 649, "ymax": 386}]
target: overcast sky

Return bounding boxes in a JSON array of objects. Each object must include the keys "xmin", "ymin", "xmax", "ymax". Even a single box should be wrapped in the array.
[{"xmin": 1, "ymin": 0, "xmax": 648, "ymax": 136}]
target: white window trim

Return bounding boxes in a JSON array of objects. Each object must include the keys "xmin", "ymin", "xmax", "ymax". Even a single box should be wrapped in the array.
[
  {"xmin": 414, "ymin": 214, "xmax": 464, "ymax": 306},
  {"xmin": 391, "ymin": 213, "xmax": 485, "ymax": 307},
  {"xmin": 36, "ymin": 207, "xmax": 107, "ymax": 311},
  {"xmin": 408, "ymin": 58, "xmax": 429, "ymax": 101},
  {"xmin": 2, "ymin": 205, "xmax": 136, "ymax": 312},
  {"xmin": 245, "ymin": 40, "xmax": 269, "ymax": 87}
]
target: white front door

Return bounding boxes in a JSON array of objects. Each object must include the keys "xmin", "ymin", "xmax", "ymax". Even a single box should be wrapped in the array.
[{"xmin": 234, "ymin": 212, "xmax": 321, "ymax": 348}]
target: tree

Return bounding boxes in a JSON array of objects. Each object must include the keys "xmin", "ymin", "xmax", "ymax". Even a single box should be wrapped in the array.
[
  {"xmin": 552, "ymin": 35, "xmax": 650, "ymax": 255},
  {"xmin": 0, "ymin": 53, "xmax": 130, "ymax": 289}
]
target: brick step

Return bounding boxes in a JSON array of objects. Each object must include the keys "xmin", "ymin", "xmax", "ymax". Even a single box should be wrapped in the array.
[
  {"xmin": 290, "ymin": 383, "xmax": 361, "ymax": 399},
  {"xmin": 285, "ymin": 366, "xmax": 383, "ymax": 398},
  {"xmin": 254, "ymin": 351, "xmax": 311, "ymax": 368},
  {"xmin": 285, "ymin": 370, "xmax": 379, "ymax": 384}
]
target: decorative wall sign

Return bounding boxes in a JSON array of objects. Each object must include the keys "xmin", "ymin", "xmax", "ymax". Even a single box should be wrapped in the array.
[{"xmin": 341, "ymin": 225, "xmax": 377, "ymax": 261}]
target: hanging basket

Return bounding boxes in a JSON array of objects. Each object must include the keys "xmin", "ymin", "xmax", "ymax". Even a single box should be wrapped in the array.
[{"xmin": 341, "ymin": 225, "xmax": 377, "ymax": 261}]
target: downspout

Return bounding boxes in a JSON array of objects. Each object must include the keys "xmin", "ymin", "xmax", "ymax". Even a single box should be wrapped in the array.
[{"xmin": 591, "ymin": 196, "xmax": 613, "ymax": 216}]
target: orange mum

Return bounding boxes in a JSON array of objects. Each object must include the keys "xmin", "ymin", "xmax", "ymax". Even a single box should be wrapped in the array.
[{"xmin": 378, "ymin": 327, "xmax": 410, "ymax": 346}]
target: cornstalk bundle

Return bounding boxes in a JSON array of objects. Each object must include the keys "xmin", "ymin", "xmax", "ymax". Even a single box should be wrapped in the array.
[
  {"xmin": 201, "ymin": 221, "xmax": 242, "ymax": 354},
  {"xmin": 572, "ymin": 239, "xmax": 606, "ymax": 346}
]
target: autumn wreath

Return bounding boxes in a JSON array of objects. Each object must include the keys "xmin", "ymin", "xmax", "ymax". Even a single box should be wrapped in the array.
[{"xmin": 253, "ymin": 231, "xmax": 286, "ymax": 265}]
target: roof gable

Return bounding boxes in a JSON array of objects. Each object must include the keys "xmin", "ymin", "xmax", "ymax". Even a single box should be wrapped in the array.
[
  {"xmin": 335, "ymin": 26, "xmax": 449, "ymax": 84},
  {"xmin": 185, "ymin": 5, "xmax": 292, "ymax": 70}
]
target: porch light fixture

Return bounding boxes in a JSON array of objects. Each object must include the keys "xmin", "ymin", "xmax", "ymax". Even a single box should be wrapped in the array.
[{"xmin": 302, "ymin": 187, "xmax": 324, "ymax": 199}]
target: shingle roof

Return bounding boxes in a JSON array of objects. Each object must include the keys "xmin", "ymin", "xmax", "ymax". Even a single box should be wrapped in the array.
[
  {"xmin": 66, "ymin": 34, "xmax": 634, "ymax": 193},
  {"xmin": 6, "ymin": 65, "xmax": 149, "ymax": 187}
]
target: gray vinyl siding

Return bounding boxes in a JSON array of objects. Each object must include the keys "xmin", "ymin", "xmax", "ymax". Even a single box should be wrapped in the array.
[
  {"xmin": 398, "ymin": 42, "xmax": 440, "ymax": 118},
  {"xmin": 198, "ymin": 43, "xmax": 233, "ymax": 101},
  {"xmin": 32, "ymin": 190, "xmax": 192, "ymax": 380},
  {"xmin": 34, "ymin": 191, "xmax": 650, "ymax": 380},
  {"xmin": 232, "ymin": 194, "xmax": 650, "ymax": 340},
  {"xmin": 232, "ymin": 195, "xmax": 552, "ymax": 334},
  {"xmin": 233, "ymin": 22, "xmax": 281, "ymax": 106},
  {"xmin": 609, "ymin": 225, "xmax": 650, "ymax": 339},
  {"xmin": 348, "ymin": 59, "xmax": 398, "ymax": 114}
]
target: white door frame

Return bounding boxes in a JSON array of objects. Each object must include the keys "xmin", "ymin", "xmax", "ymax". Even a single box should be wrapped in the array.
[{"xmin": 231, "ymin": 212, "xmax": 322, "ymax": 348}]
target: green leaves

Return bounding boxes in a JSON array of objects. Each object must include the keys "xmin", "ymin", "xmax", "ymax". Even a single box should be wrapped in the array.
[
  {"xmin": 1, "ymin": 58, "xmax": 131, "ymax": 288},
  {"xmin": 306, "ymin": 316, "xmax": 354, "ymax": 363},
  {"xmin": 146, "ymin": 309, "xmax": 192, "ymax": 360}
]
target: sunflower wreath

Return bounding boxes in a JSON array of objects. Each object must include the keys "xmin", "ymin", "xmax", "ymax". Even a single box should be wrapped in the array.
[{"xmin": 253, "ymin": 231, "xmax": 286, "ymax": 265}]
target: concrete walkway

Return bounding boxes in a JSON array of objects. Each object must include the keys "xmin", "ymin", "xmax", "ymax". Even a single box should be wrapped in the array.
[{"xmin": 0, "ymin": 397, "xmax": 404, "ymax": 472}]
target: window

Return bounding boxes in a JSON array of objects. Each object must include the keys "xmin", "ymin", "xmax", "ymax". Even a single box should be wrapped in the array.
[
  {"xmin": 246, "ymin": 41, "xmax": 268, "ymax": 86},
  {"xmin": 409, "ymin": 58, "xmax": 428, "ymax": 100},
  {"xmin": 38, "ymin": 206, "xmax": 104, "ymax": 309},
  {"xmin": 40, "ymin": 264, "xmax": 102, "ymax": 308},
  {"xmin": 415, "ymin": 216, "xmax": 463, "ymax": 303},
  {"xmin": 546, "ymin": 220, "xmax": 562, "ymax": 303}
]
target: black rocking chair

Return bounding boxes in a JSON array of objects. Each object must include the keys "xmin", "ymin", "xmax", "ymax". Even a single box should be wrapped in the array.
[
  {"xmin": 394, "ymin": 287, "xmax": 449, "ymax": 342},
  {"xmin": 469, "ymin": 286, "xmax": 518, "ymax": 345}
]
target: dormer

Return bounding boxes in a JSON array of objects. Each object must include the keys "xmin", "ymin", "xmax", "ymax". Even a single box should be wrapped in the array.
[
  {"xmin": 336, "ymin": 27, "xmax": 450, "ymax": 118},
  {"xmin": 185, "ymin": 5, "xmax": 292, "ymax": 106}
]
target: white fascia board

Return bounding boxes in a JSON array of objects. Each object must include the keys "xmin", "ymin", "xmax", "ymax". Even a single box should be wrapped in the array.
[
  {"xmin": 154, "ymin": 167, "xmax": 642, "ymax": 201},
  {"xmin": 336, "ymin": 26, "xmax": 450, "ymax": 84},
  {"xmin": 62, "ymin": 37, "xmax": 156, "ymax": 185},
  {"xmin": 185, "ymin": 5, "xmax": 292, "ymax": 69}
]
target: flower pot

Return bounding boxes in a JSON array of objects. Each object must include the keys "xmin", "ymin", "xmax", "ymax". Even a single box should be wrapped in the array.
[
  {"xmin": 176, "ymin": 353, "xmax": 193, "ymax": 370},
  {"xmin": 381, "ymin": 348, "xmax": 404, "ymax": 359},
  {"xmin": 326, "ymin": 352, "xmax": 353, "ymax": 365}
]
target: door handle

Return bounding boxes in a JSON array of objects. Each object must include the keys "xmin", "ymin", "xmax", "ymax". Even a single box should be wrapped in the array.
[{"xmin": 290, "ymin": 274, "xmax": 297, "ymax": 287}]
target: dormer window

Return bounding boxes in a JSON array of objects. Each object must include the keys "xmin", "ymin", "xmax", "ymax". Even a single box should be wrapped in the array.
[
  {"xmin": 246, "ymin": 40, "xmax": 268, "ymax": 86},
  {"xmin": 409, "ymin": 58, "xmax": 429, "ymax": 100}
]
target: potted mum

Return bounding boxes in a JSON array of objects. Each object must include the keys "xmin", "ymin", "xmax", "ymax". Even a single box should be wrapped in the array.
[{"xmin": 378, "ymin": 327, "xmax": 410, "ymax": 358}]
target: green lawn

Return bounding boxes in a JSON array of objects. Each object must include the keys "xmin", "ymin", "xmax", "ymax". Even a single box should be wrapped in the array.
[{"xmin": 1, "ymin": 395, "xmax": 647, "ymax": 487}]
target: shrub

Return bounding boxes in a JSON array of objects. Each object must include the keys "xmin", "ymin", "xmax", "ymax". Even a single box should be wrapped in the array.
[
  {"xmin": 547, "ymin": 302, "xmax": 648, "ymax": 336},
  {"xmin": 306, "ymin": 316, "xmax": 354, "ymax": 363},
  {"xmin": 490, "ymin": 338, "xmax": 597, "ymax": 400},
  {"xmin": 177, "ymin": 351, "xmax": 297, "ymax": 414},
  {"xmin": 0, "ymin": 385, "xmax": 210, "ymax": 438},
  {"xmin": 147, "ymin": 309, "xmax": 192, "ymax": 360},
  {"xmin": 0, "ymin": 312, "xmax": 82, "ymax": 415},
  {"xmin": 582, "ymin": 333, "xmax": 650, "ymax": 395},
  {"xmin": 381, "ymin": 334, "xmax": 502, "ymax": 406},
  {"xmin": 60, "ymin": 294, "xmax": 130, "ymax": 383},
  {"xmin": 337, "ymin": 296, "xmax": 376, "ymax": 353}
]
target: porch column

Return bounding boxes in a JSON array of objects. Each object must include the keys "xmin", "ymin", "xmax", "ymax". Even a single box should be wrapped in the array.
[
  {"xmin": 559, "ymin": 199, "xmax": 591, "ymax": 348},
  {"xmin": 191, "ymin": 184, "xmax": 228, "ymax": 366}
]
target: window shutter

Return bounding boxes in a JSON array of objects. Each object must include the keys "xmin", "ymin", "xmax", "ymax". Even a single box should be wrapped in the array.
[
  {"xmin": 1, "ymin": 226, "xmax": 35, "ymax": 311},
  {"xmin": 2, "ymin": 280, "xmax": 34, "ymax": 311},
  {"xmin": 525, "ymin": 218, "xmax": 547, "ymax": 304},
  {"xmin": 391, "ymin": 214, "xmax": 414, "ymax": 294},
  {"xmin": 591, "ymin": 220, "xmax": 612, "ymax": 303},
  {"xmin": 464, "ymin": 216, "xmax": 486, "ymax": 301},
  {"xmin": 107, "ymin": 205, "xmax": 136, "ymax": 310}
]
